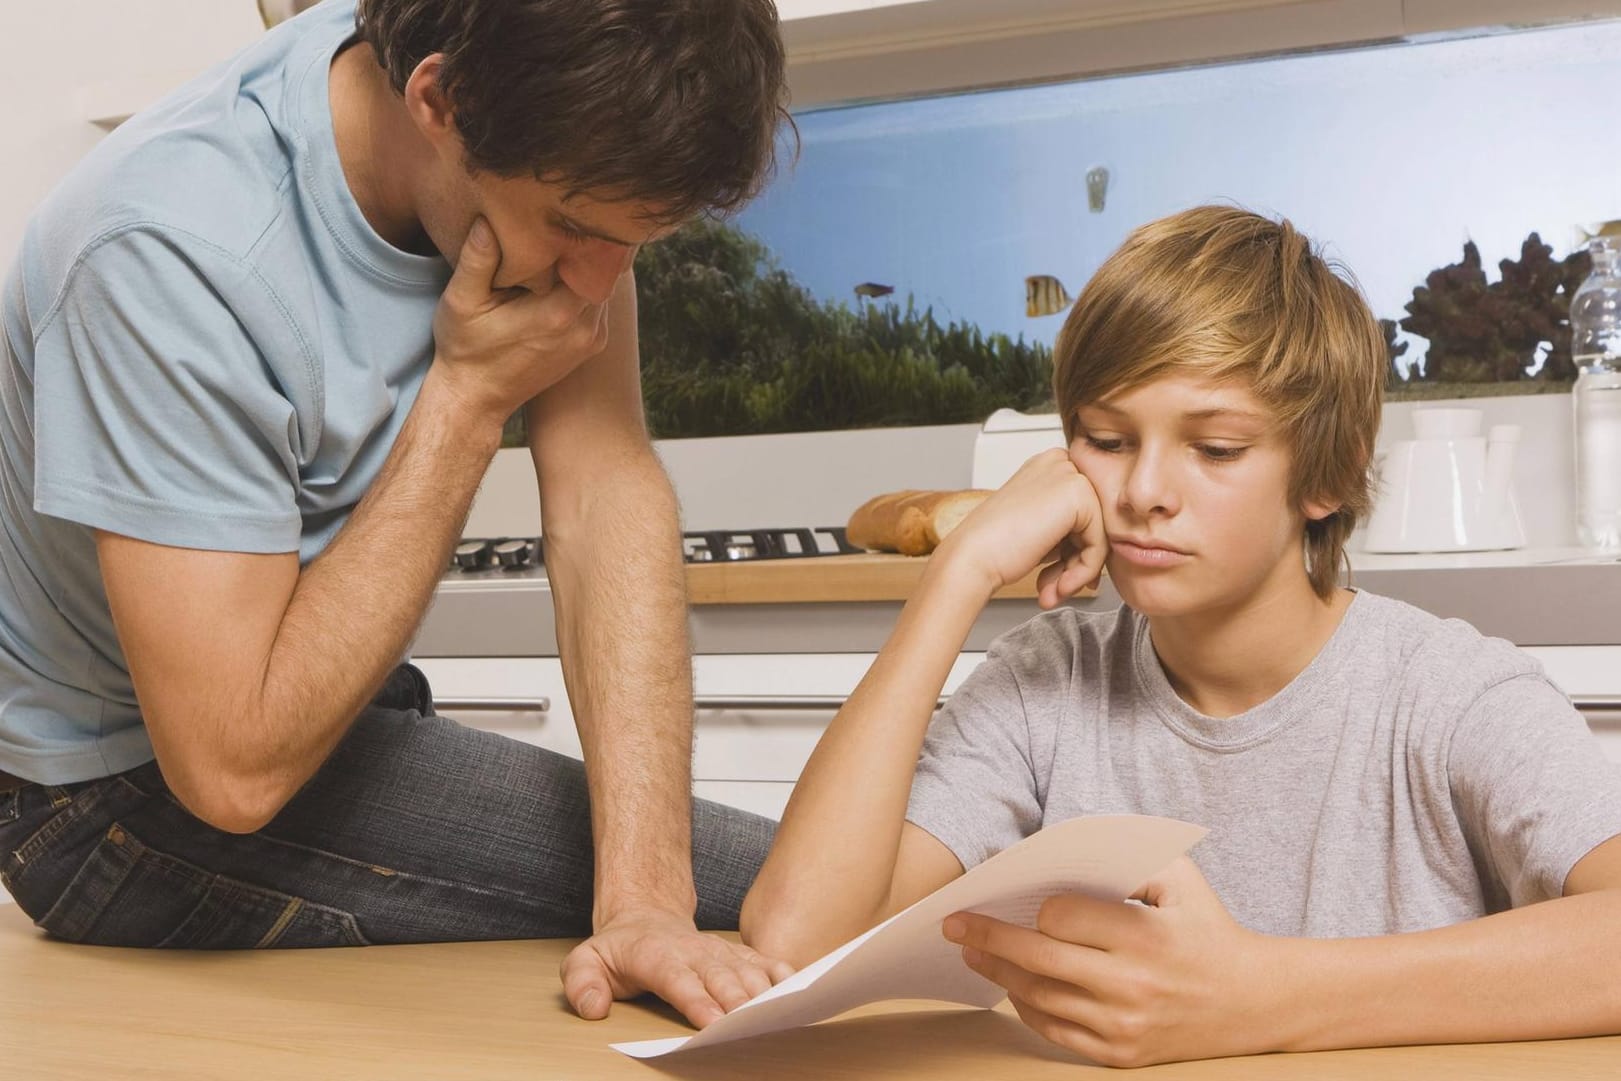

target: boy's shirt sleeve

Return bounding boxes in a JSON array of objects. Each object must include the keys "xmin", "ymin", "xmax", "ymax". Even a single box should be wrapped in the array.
[
  {"xmin": 907, "ymin": 634, "xmax": 1047, "ymax": 871},
  {"xmin": 32, "ymin": 227, "xmax": 303, "ymax": 553},
  {"xmin": 1447, "ymin": 673, "xmax": 1621, "ymax": 906}
]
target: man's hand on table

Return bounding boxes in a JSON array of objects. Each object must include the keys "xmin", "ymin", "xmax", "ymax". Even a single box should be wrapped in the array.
[{"xmin": 560, "ymin": 909, "xmax": 797, "ymax": 1028}]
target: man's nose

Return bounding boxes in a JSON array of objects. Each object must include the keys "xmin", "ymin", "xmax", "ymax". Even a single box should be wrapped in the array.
[{"xmin": 561, "ymin": 240, "xmax": 637, "ymax": 305}]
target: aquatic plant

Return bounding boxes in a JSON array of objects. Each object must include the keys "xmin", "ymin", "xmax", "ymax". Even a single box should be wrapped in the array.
[{"xmin": 632, "ymin": 220, "xmax": 1054, "ymax": 438}]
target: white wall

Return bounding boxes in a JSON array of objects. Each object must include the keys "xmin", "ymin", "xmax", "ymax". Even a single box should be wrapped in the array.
[{"xmin": 0, "ymin": 0, "xmax": 261, "ymax": 268}]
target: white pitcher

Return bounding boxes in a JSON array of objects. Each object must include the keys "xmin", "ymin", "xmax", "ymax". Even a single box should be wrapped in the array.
[{"xmin": 1364, "ymin": 407, "xmax": 1525, "ymax": 553}]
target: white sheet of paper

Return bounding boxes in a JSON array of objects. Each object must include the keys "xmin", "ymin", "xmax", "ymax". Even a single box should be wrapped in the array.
[{"xmin": 612, "ymin": 814, "xmax": 1206, "ymax": 1059}]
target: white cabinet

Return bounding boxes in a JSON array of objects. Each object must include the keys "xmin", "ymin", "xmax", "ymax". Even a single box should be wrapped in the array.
[
  {"xmin": 413, "ymin": 656, "xmax": 580, "ymax": 757},
  {"xmin": 420, "ymin": 644, "xmax": 1621, "ymax": 820},
  {"xmin": 1524, "ymin": 647, "xmax": 1621, "ymax": 765},
  {"xmin": 415, "ymin": 653, "xmax": 988, "ymax": 821}
]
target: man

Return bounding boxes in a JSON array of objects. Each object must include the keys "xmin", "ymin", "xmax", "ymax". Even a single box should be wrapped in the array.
[{"xmin": 0, "ymin": 0, "xmax": 793, "ymax": 1028}]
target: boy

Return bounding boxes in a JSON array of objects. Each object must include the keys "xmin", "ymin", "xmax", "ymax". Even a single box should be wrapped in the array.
[{"xmin": 741, "ymin": 206, "xmax": 1621, "ymax": 1066}]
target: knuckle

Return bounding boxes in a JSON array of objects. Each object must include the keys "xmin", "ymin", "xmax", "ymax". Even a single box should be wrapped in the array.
[
  {"xmin": 1036, "ymin": 896, "xmax": 1069, "ymax": 934},
  {"xmin": 568, "ymin": 321, "xmax": 597, "ymax": 351},
  {"xmin": 1032, "ymin": 938, "xmax": 1069, "ymax": 975},
  {"xmin": 1112, "ymin": 1009, "xmax": 1151, "ymax": 1044},
  {"xmin": 439, "ymin": 294, "xmax": 471, "ymax": 323},
  {"xmin": 701, "ymin": 962, "xmax": 736, "ymax": 987},
  {"xmin": 1023, "ymin": 979, "xmax": 1060, "ymax": 1015},
  {"xmin": 538, "ymin": 306, "xmax": 575, "ymax": 336}
]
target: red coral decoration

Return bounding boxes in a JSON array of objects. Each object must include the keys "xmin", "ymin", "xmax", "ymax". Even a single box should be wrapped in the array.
[{"xmin": 1398, "ymin": 233, "xmax": 1587, "ymax": 384}]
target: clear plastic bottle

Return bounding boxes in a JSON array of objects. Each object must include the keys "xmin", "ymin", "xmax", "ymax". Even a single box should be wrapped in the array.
[{"xmin": 1569, "ymin": 236, "xmax": 1621, "ymax": 552}]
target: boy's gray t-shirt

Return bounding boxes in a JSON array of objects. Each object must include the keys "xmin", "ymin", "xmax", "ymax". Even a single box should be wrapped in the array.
[{"xmin": 907, "ymin": 590, "xmax": 1621, "ymax": 937}]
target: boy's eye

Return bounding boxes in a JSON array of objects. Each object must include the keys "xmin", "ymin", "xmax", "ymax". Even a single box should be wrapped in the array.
[
  {"xmin": 1197, "ymin": 444, "xmax": 1248, "ymax": 462},
  {"xmin": 1083, "ymin": 435, "xmax": 1124, "ymax": 453}
]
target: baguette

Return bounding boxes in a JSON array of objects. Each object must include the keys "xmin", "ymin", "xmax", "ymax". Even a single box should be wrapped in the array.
[{"xmin": 845, "ymin": 489, "xmax": 991, "ymax": 556}]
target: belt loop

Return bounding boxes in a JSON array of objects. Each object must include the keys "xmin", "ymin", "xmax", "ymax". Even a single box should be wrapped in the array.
[{"xmin": 410, "ymin": 663, "xmax": 436, "ymax": 716}]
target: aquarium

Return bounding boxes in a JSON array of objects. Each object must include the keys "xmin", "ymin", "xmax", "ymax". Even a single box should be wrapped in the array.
[{"xmin": 597, "ymin": 17, "xmax": 1621, "ymax": 442}]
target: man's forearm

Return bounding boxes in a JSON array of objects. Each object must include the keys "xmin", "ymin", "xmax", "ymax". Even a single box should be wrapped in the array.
[
  {"xmin": 242, "ymin": 367, "xmax": 501, "ymax": 798},
  {"xmin": 546, "ymin": 452, "xmax": 698, "ymax": 923},
  {"xmin": 1272, "ymin": 889, "xmax": 1621, "ymax": 1051}
]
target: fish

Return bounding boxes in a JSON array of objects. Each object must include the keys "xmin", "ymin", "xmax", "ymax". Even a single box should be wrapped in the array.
[
  {"xmin": 853, "ymin": 282, "xmax": 895, "ymax": 300},
  {"xmin": 1575, "ymin": 220, "xmax": 1621, "ymax": 246},
  {"xmin": 257, "ymin": 0, "xmax": 321, "ymax": 28},
  {"xmin": 1025, "ymin": 274, "xmax": 1074, "ymax": 317}
]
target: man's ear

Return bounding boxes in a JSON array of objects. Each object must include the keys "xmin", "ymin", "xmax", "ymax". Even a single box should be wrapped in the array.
[{"xmin": 402, "ymin": 54, "xmax": 456, "ymax": 144}]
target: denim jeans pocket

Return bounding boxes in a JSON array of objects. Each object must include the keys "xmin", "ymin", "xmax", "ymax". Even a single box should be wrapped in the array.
[{"xmin": 37, "ymin": 823, "xmax": 371, "ymax": 949}]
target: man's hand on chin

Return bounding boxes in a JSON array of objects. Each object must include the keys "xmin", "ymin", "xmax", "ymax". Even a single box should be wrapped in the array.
[{"xmin": 560, "ymin": 909, "xmax": 797, "ymax": 1028}]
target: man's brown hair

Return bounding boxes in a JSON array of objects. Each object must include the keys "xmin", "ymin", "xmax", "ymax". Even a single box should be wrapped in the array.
[
  {"xmin": 1053, "ymin": 205, "xmax": 1386, "ymax": 598},
  {"xmin": 356, "ymin": 0, "xmax": 791, "ymax": 222}
]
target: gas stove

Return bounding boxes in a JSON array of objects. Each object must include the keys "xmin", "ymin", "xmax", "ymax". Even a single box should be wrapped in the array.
[
  {"xmin": 426, "ymin": 525, "xmax": 883, "ymax": 657},
  {"xmin": 418, "ymin": 410, "xmax": 1067, "ymax": 658},
  {"xmin": 445, "ymin": 526, "xmax": 859, "ymax": 579}
]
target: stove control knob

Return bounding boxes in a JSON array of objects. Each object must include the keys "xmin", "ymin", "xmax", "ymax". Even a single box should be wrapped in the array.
[
  {"xmin": 493, "ymin": 538, "xmax": 532, "ymax": 570},
  {"xmin": 453, "ymin": 540, "xmax": 492, "ymax": 571}
]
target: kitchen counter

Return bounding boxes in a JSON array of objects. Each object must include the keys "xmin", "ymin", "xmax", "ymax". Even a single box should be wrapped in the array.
[
  {"xmin": 684, "ymin": 551, "xmax": 1069, "ymax": 604},
  {"xmin": 5, "ymin": 905, "xmax": 1618, "ymax": 1081},
  {"xmin": 415, "ymin": 546, "xmax": 1621, "ymax": 656}
]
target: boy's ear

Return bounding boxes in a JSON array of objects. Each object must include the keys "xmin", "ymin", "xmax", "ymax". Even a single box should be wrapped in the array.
[{"xmin": 1301, "ymin": 496, "xmax": 1342, "ymax": 522}]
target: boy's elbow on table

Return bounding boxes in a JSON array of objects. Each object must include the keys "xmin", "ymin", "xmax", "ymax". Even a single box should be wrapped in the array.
[{"xmin": 740, "ymin": 887, "xmax": 853, "ymax": 970}]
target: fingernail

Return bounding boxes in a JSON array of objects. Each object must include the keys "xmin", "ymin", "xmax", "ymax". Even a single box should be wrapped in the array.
[
  {"xmin": 942, "ymin": 916, "xmax": 966, "ymax": 941},
  {"xmin": 578, "ymin": 990, "xmax": 600, "ymax": 1016},
  {"xmin": 468, "ymin": 218, "xmax": 492, "ymax": 249},
  {"xmin": 963, "ymin": 946, "xmax": 983, "ymax": 966}
]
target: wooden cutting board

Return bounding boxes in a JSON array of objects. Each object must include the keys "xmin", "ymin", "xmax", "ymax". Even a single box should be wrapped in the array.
[{"xmin": 684, "ymin": 551, "xmax": 1093, "ymax": 605}]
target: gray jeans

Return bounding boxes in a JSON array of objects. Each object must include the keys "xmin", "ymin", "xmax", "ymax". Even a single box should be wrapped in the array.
[{"xmin": 0, "ymin": 665, "xmax": 775, "ymax": 947}]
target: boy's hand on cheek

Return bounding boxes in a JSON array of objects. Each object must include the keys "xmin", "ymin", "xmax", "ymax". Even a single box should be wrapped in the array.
[
  {"xmin": 937, "ymin": 449, "xmax": 1107, "ymax": 607},
  {"xmin": 942, "ymin": 857, "xmax": 1287, "ymax": 1067}
]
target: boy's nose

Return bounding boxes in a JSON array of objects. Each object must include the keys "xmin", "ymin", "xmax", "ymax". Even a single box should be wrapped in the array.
[{"xmin": 1118, "ymin": 449, "xmax": 1180, "ymax": 518}]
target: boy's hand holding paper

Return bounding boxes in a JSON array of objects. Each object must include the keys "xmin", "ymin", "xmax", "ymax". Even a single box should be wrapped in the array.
[
  {"xmin": 613, "ymin": 814, "xmax": 1205, "ymax": 1059},
  {"xmin": 947, "ymin": 854, "xmax": 1278, "ymax": 1066}
]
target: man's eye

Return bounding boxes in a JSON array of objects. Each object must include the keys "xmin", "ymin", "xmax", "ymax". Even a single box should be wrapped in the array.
[
  {"xmin": 1197, "ymin": 444, "xmax": 1247, "ymax": 462},
  {"xmin": 557, "ymin": 222, "xmax": 590, "ymax": 244}
]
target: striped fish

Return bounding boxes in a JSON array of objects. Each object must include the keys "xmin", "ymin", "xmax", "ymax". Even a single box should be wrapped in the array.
[
  {"xmin": 1576, "ymin": 220, "xmax": 1621, "ymax": 245},
  {"xmin": 1025, "ymin": 274, "xmax": 1073, "ymax": 317},
  {"xmin": 258, "ymin": 0, "xmax": 321, "ymax": 28}
]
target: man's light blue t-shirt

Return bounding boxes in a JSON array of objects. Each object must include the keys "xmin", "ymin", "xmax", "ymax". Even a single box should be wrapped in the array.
[{"xmin": 0, "ymin": 0, "xmax": 450, "ymax": 783}]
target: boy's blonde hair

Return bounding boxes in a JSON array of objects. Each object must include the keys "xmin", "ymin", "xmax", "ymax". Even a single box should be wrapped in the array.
[{"xmin": 1053, "ymin": 205, "xmax": 1385, "ymax": 599}]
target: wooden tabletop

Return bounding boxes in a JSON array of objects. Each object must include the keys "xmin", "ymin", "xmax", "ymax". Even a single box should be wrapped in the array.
[
  {"xmin": 3, "ymin": 905, "xmax": 1618, "ymax": 1080},
  {"xmin": 685, "ymin": 551, "xmax": 1091, "ymax": 605}
]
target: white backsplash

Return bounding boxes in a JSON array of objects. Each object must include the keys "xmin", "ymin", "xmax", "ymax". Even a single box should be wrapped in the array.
[
  {"xmin": 464, "ymin": 393, "xmax": 1580, "ymax": 547},
  {"xmin": 462, "ymin": 423, "xmax": 981, "ymax": 538}
]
